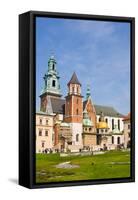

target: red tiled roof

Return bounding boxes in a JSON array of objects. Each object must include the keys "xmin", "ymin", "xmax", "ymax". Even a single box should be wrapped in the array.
[{"xmin": 123, "ymin": 113, "xmax": 130, "ymax": 121}]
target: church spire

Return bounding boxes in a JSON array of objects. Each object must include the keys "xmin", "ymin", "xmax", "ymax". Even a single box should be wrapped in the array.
[
  {"xmin": 86, "ymin": 84, "xmax": 91, "ymax": 100},
  {"xmin": 67, "ymin": 72, "xmax": 81, "ymax": 86}
]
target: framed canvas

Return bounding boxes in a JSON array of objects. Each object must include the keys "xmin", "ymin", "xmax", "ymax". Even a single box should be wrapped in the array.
[{"xmin": 19, "ymin": 11, "xmax": 135, "ymax": 189}]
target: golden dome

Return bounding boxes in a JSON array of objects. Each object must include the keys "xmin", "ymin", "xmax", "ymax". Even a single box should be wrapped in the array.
[{"xmin": 97, "ymin": 121, "xmax": 109, "ymax": 129}]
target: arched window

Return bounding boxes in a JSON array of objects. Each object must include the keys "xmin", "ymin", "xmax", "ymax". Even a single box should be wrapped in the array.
[
  {"xmin": 76, "ymin": 108, "xmax": 79, "ymax": 115},
  {"xmin": 117, "ymin": 137, "xmax": 120, "ymax": 144},
  {"xmin": 112, "ymin": 119, "xmax": 114, "ymax": 130},
  {"xmin": 118, "ymin": 119, "xmax": 120, "ymax": 130},
  {"xmin": 76, "ymin": 134, "xmax": 79, "ymax": 142},
  {"xmin": 112, "ymin": 136, "xmax": 114, "ymax": 144},
  {"xmin": 105, "ymin": 118, "xmax": 108, "ymax": 123},
  {"xmin": 99, "ymin": 117, "xmax": 101, "ymax": 122}
]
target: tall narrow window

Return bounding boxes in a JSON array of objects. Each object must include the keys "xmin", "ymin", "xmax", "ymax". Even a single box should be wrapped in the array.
[
  {"xmin": 76, "ymin": 134, "xmax": 79, "ymax": 142},
  {"xmin": 46, "ymin": 119, "xmax": 49, "ymax": 125},
  {"xmin": 76, "ymin": 98, "xmax": 79, "ymax": 104},
  {"xmin": 52, "ymin": 80, "xmax": 56, "ymax": 87},
  {"xmin": 112, "ymin": 136, "xmax": 114, "ymax": 144},
  {"xmin": 40, "ymin": 118, "xmax": 42, "ymax": 125},
  {"xmin": 45, "ymin": 130, "xmax": 48, "ymax": 136},
  {"xmin": 77, "ymin": 87, "xmax": 79, "ymax": 94},
  {"xmin": 118, "ymin": 119, "xmax": 120, "ymax": 130},
  {"xmin": 105, "ymin": 118, "xmax": 108, "ymax": 123},
  {"xmin": 39, "ymin": 130, "xmax": 42, "ymax": 136},
  {"xmin": 99, "ymin": 117, "xmax": 101, "ymax": 122},
  {"xmin": 112, "ymin": 119, "xmax": 114, "ymax": 130},
  {"xmin": 42, "ymin": 142, "xmax": 45, "ymax": 148},
  {"xmin": 76, "ymin": 108, "xmax": 79, "ymax": 115},
  {"xmin": 117, "ymin": 137, "xmax": 120, "ymax": 144},
  {"xmin": 72, "ymin": 87, "xmax": 74, "ymax": 93},
  {"xmin": 52, "ymin": 63, "xmax": 55, "ymax": 70}
]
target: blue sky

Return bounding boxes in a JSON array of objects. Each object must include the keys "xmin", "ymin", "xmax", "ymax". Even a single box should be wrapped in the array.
[{"xmin": 36, "ymin": 17, "xmax": 130, "ymax": 115}]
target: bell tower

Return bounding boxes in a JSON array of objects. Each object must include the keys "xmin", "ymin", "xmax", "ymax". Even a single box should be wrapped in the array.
[
  {"xmin": 40, "ymin": 55, "xmax": 62, "ymax": 112},
  {"xmin": 65, "ymin": 72, "xmax": 83, "ymax": 148}
]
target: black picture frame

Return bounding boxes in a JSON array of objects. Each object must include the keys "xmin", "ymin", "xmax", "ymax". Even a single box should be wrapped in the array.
[{"xmin": 19, "ymin": 10, "xmax": 135, "ymax": 189}]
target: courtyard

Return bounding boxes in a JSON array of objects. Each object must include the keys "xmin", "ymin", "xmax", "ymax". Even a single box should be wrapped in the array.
[{"xmin": 36, "ymin": 150, "xmax": 130, "ymax": 183}]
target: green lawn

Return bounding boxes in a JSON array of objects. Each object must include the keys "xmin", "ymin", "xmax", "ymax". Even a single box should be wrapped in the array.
[{"xmin": 36, "ymin": 151, "xmax": 130, "ymax": 183}]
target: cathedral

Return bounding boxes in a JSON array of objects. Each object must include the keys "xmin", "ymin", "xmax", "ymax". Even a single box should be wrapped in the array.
[{"xmin": 36, "ymin": 55, "xmax": 129, "ymax": 153}]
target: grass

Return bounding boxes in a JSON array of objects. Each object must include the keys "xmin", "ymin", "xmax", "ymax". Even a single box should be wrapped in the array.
[{"xmin": 36, "ymin": 150, "xmax": 130, "ymax": 183}]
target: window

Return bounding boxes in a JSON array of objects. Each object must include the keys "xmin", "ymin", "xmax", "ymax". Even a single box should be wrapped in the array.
[
  {"xmin": 105, "ymin": 129, "xmax": 108, "ymax": 132},
  {"xmin": 101, "ymin": 129, "xmax": 104, "ymax": 133},
  {"xmin": 52, "ymin": 63, "xmax": 55, "ymax": 70},
  {"xmin": 76, "ymin": 98, "xmax": 79, "ymax": 104},
  {"xmin": 112, "ymin": 136, "xmax": 114, "ymax": 144},
  {"xmin": 77, "ymin": 87, "xmax": 79, "ymax": 94},
  {"xmin": 89, "ymin": 128, "xmax": 92, "ymax": 131},
  {"xmin": 45, "ymin": 130, "xmax": 48, "ymax": 136},
  {"xmin": 118, "ymin": 119, "xmax": 120, "ymax": 130},
  {"xmin": 76, "ymin": 109, "xmax": 79, "ymax": 115},
  {"xmin": 112, "ymin": 119, "xmax": 114, "ymax": 130},
  {"xmin": 52, "ymin": 80, "xmax": 56, "ymax": 87},
  {"xmin": 105, "ymin": 118, "xmax": 108, "ymax": 123},
  {"xmin": 117, "ymin": 137, "xmax": 120, "ymax": 144},
  {"xmin": 40, "ymin": 118, "xmax": 42, "ymax": 125},
  {"xmin": 99, "ymin": 117, "xmax": 101, "ymax": 122},
  {"xmin": 42, "ymin": 142, "xmax": 45, "ymax": 148},
  {"xmin": 39, "ymin": 130, "xmax": 42, "ymax": 136},
  {"xmin": 76, "ymin": 134, "xmax": 79, "ymax": 142},
  {"xmin": 46, "ymin": 119, "xmax": 49, "ymax": 125},
  {"xmin": 72, "ymin": 87, "xmax": 74, "ymax": 93}
]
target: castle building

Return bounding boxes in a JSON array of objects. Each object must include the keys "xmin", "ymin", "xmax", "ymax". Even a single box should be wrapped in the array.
[
  {"xmin": 95, "ymin": 105, "xmax": 124, "ymax": 132},
  {"xmin": 36, "ymin": 111, "xmax": 54, "ymax": 153},
  {"xmin": 123, "ymin": 113, "xmax": 131, "ymax": 148},
  {"xmin": 36, "ymin": 55, "xmax": 127, "ymax": 153}
]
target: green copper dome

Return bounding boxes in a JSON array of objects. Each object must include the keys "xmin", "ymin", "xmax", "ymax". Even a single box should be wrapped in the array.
[{"xmin": 83, "ymin": 109, "xmax": 93, "ymax": 127}]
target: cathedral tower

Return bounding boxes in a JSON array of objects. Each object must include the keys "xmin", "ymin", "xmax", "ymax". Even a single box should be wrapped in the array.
[
  {"xmin": 65, "ymin": 72, "xmax": 83, "ymax": 148},
  {"xmin": 40, "ymin": 55, "xmax": 62, "ymax": 112}
]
